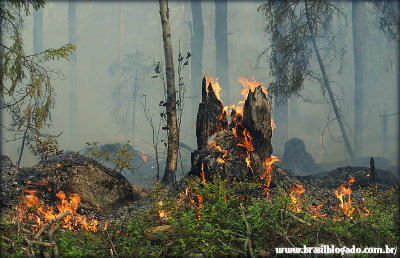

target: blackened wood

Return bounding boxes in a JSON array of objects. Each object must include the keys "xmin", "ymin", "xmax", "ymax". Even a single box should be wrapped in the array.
[
  {"xmin": 243, "ymin": 86, "xmax": 273, "ymax": 161},
  {"xmin": 196, "ymin": 77, "xmax": 227, "ymax": 149}
]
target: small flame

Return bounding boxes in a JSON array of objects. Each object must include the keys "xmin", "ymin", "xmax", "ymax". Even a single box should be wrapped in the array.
[
  {"xmin": 140, "ymin": 152, "xmax": 148, "ymax": 163},
  {"xmin": 157, "ymin": 201, "xmax": 167, "ymax": 220},
  {"xmin": 289, "ymin": 184, "xmax": 305, "ymax": 212},
  {"xmin": 307, "ymin": 204, "xmax": 326, "ymax": 219},
  {"xmin": 206, "ymin": 76, "xmax": 222, "ymax": 101},
  {"xmin": 237, "ymin": 128, "xmax": 254, "ymax": 152},
  {"xmin": 200, "ymin": 163, "xmax": 206, "ymax": 183},
  {"xmin": 334, "ymin": 176, "xmax": 355, "ymax": 218},
  {"xmin": 271, "ymin": 118, "xmax": 276, "ymax": 131}
]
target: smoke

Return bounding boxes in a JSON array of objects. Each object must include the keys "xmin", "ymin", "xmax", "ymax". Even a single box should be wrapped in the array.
[{"xmin": 2, "ymin": 1, "xmax": 398, "ymax": 170}]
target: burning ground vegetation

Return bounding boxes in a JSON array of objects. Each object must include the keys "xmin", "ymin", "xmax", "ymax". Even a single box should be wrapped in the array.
[{"xmin": 1, "ymin": 77, "xmax": 399, "ymax": 257}]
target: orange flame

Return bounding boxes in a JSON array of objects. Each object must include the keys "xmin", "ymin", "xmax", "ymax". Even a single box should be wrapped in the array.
[
  {"xmin": 140, "ymin": 152, "xmax": 148, "ymax": 163},
  {"xmin": 158, "ymin": 201, "xmax": 167, "ymax": 220},
  {"xmin": 206, "ymin": 76, "xmax": 222, "ymax": 101},
  {"xmin": 200, "ymin": 163, "xmax": 206, "ymax": 183},
  {"xmin": 271, "ymin": 118, "xmax": 276, "ymax": 131},
  {"xmin": 17, "ymin": 189, "xmax": 100, "ymax": 232},
  {"xmin": 237, "ymin": 128, "xmax": 254, "ymax": 152},
  {"xmin": 307, "ymin": 204, "xmax": 326, "ymax": 219},
  {"xmin": 334, "ymin": 176, "xmax": 355, "ymax": 218},
  {"xmin": 289, "ymin": 184, "xmax": 305, "ymax": 212}
]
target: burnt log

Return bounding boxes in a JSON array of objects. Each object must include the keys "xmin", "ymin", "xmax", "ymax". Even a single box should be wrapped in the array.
[{"xmin": 196, "ymin": 77, "xmax": 228, "ymax": 149}]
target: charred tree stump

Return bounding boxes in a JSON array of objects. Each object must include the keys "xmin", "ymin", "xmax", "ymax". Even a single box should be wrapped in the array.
[
  {"xmin": 196, "ymin": 77, "xmax": 228, "ymax": 149},
  {"xmin": 243, "ymin": 86, "xmax": 273, "ymax": 162},
  {"xmin": 191, "ymin": 79, "xmax": 276, "ymax": 185}
]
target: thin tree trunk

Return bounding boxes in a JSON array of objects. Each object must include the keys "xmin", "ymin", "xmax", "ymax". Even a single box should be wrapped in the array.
[
  {"xmin": 215, "ymin": 0, "xmax": 230, "ymax": 104},
  {"xmin": 191, "ymin": 0, "xmax": 204, "ymax": 129},
  {"xmin": 68, "ymin": 0, "xmax": 77, "ymax": 143},
  {"xmin": 33, "ymin": 8, "xmax": 43, "ymax": 54},
  {"xmin": 159, "ymin": 0, "xmax": 179, "ymax": 185},
  {"xmin": 132, "ymin": 68, "xmax": 138, "ymax": 141},
  {"xmin": 352, "ymin": 0, "xmax": 367, "ymax": 158},
  {"xmin": 17, "ymin": 126, "xmax": 28, "ymax": 169},
  {"xmin": 118, "ymin": 1, "xmax": 125, "ymax": 88},
  {"xmin": 305, "ymin": 0, "xmax": 354, "ymax": 160}
]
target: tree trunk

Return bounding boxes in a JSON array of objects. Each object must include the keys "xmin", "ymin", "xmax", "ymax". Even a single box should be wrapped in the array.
[
  {"xmin": 132, "ymin": 68, "xmax": 138, "ymax": 141},
  {"xmin": 352, "ymin": 0, "xmax": 367, "ymax": 158},
  {"xmin": 68, "ymin": 0, "xmax": 77, "ymax": 144},
  {"xmin": 305, "ymin": 0, "xmax": 354, "ymax": 160},
  {"xmin": 159, "ymin": 0, "xmax": 179, "ymax": 185},
  {"xmin": 118, "ymin": 1, "xmax": 125, "ymax": 90},
  {"xmin": 190, "ymin": 0, "xmax": 204, "ymax": 130},
  {"xmin": 33, "ymin": 8, "xmax": 43, "ymax": 54},
  {"xmin": 215, "ymin": 0, "xmax": 230, "ymax": 105}
]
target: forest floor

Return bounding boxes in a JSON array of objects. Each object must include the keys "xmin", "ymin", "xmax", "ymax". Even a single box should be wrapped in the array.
[{"xmin": 1, "ymin": 172, "xmax": 399, "ymax": 257}]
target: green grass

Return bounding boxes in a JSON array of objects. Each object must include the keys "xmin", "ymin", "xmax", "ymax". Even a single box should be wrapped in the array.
[{"xmin": 1, "ymin": 178, "xmax": 398, "ymax": 257}]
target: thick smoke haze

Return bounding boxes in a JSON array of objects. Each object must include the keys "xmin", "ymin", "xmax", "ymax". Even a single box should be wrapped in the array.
[{"xmin": 2, "ymin": 1, "xmax": 398, "ymax": 172}]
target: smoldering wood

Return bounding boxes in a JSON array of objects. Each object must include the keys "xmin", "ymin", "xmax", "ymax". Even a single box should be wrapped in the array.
[{"xmin": 196, "ymin": 77, "xmax": 228, "ymax": 149}]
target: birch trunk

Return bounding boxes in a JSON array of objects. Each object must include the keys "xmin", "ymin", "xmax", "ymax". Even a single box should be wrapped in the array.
[{"xmin": 159, "ymin": 0, "xmax": 179, "ymax": 185}]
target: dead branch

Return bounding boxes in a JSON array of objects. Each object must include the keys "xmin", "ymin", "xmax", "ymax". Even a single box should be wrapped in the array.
[
  {"xmin": 280, "ymin": 209, "xmax": 312, "ymax": 226},
  {"xmin": 240, "ymin": 203, "xmax": 255, "ymax": 258},
  {"xmin": 34, "ymin": 210, "xmax": 70, "ymax": 239},
  {"xmin": 107, "ymin": 230, "xmax": 118, "ymax": 257}
]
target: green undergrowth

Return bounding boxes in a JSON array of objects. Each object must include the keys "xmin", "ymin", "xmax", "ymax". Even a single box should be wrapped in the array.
[{"xmin": 1, "ymin": 177, "xmax": 398, "ymax": 257}]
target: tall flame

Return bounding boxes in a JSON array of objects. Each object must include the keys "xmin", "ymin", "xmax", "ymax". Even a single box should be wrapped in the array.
[
  {"xmin": 206, "ymin": 76, "xmax": 222, "ymax": 101},
  {"xmin": 334, "ymin": 176, "xmax": 355, "ymax": 218},
  {"xmin": 289, "ymin": 184, "xmax": 305, "ymax": 212}
]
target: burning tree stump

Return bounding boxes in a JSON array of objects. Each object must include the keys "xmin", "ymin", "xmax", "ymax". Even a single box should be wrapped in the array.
[
  {"xmin": 196, "ymin": 77, "xmax": 228, "ymax": 149},
  {"xmin": 190, "ymin": 77, "xmax": 277, "ymax": 186}
]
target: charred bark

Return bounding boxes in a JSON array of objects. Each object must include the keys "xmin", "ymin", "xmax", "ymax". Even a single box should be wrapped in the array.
[
  {"xmin": 159, "ymin": 0, "xmax": 179, "ymax": 185},
  {"xmin": 196, "ymin": 77, "xmax": 228, "ymax": 149},
  {"xmin": 243, "ymin": 86, "xmax": 273, "ymax": 161}
]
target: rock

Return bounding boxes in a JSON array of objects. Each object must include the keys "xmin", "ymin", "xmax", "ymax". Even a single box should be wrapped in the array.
[
  {"xmin": 281, "ymin": 138, "xmax": 322, "ymax": 175},
  {"xmin": 144, "ymin": 225, "xmax": 174, "ymax": 240},
  {"xmin": 2, "ymin": 154, "xmax": 140, "ymax": 212}
]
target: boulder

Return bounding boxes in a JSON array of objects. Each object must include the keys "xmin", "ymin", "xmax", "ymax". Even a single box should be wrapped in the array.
[
  {"xmin": 281, "ymin": 138, "xmax": 322, "ymax": 175},
  {"xmin": 1, "ymin": 153, "xmax": 139, "ymax": 211}
]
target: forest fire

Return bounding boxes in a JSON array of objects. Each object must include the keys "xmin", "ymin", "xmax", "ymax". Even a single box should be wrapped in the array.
[
  {"xmin": 334, "ymin": 176, "xmax": 355, "ymax": 218},
  {"xmin": 16, "ymin": 188, "xmax": 100, "ymax": 232},
  {"xmin": 289, "ymin": 184, "xmax": 305, "ymax": 212}
]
